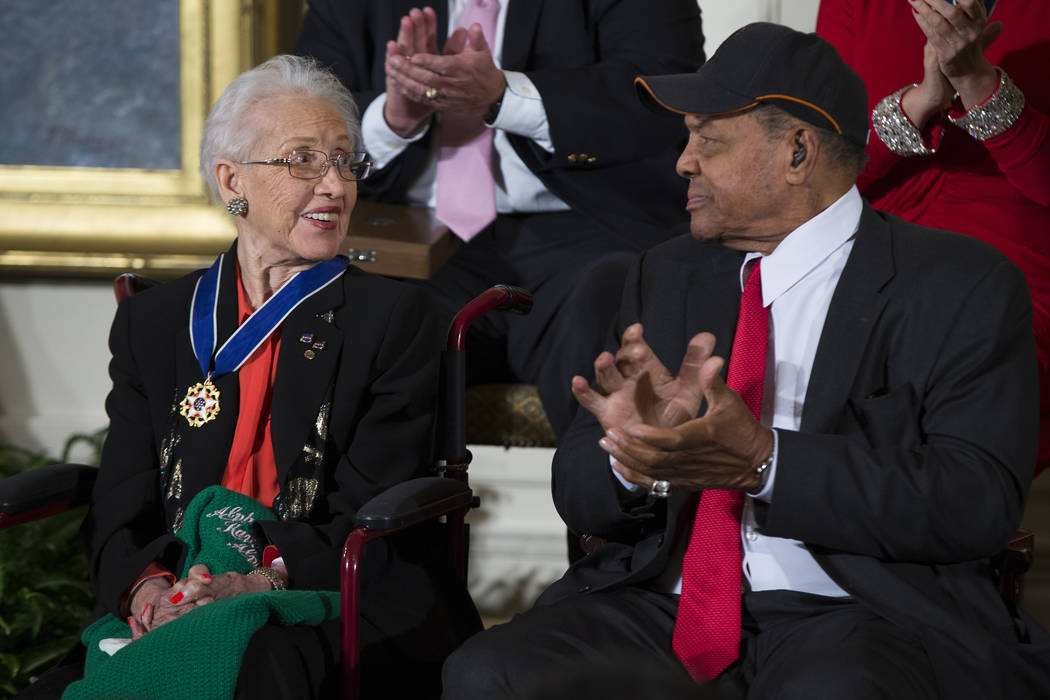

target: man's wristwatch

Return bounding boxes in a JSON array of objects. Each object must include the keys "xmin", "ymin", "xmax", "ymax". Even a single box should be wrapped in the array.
[
  {"xmin": 751, "ymin": 451, "xmax": 774, "ymax": 494},
  {"xmin": 483, "ymin": 90, "xmax": 505, "ymax": 125}
]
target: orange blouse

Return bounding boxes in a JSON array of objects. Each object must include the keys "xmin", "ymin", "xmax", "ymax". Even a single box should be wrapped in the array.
[{"xmin": 220, "ymin": 264, "xmax": 282, "ymax": 507}]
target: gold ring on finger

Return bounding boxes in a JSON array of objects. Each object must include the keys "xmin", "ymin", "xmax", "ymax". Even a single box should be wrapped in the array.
[{"xmin": 424, "ymin": 86, "xmax": 439, "ymax": 101}]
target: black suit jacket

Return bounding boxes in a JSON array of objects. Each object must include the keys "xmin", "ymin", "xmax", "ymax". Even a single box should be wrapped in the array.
[
  {"xmin": 547, "ymin": 205, "xmax": 1050, "ymax": 697},
  {"xmin": 296, "ymin": 0, "xmax": 704, "ymax": 251},
  {"xmin": 83, "ymin": 247, "xmax": 478, "ymax": 659}
]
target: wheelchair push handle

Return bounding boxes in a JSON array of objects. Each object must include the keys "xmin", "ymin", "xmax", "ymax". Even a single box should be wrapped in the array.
[
  {"xmin": 446, "ymin": 284, "xmax": 533, "ymax": 351},
  {"xmin": 440, "ymin": 284, "xmax": 533, "ymax": 467}
]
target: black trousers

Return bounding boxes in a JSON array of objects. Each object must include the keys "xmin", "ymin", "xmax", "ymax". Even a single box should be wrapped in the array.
[
  {"xmin": 235, "ymin": 614, "xmax": 449, "ymax": 699},
  {"xmin": 441, "ymin": 587, "xmax": 938, "ymax": 699},
  {"xmin": 411, "ymin": 210, "xmax": 640, "ymax": 438}
]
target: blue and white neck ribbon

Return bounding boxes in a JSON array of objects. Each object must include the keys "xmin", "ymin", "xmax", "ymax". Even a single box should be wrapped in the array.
[
  {"xmin": 179, "ymin": 253, "xmax": 348, "ymax": 428},
  {"xmin": 190, "ymin": 253, "xmax": 348, "ymax": 379}
]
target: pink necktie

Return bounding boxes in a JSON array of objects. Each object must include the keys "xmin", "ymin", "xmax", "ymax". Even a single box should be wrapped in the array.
[
  {"xmin": 672, "ymin": 260, "xmax": 768, "ymax": 682},
  {"xmin": 435, "ymin": 0, "xmax": 500, "ymax": 242}
]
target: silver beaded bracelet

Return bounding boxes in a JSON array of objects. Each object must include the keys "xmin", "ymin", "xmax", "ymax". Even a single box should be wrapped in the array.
[
  {"xmin": 871, "ymin": 85, "xmax": 939, "ymax": 157},
  {"xmin": 948, "ymin": 69, "xmax": 1025, "ymax": 141}
]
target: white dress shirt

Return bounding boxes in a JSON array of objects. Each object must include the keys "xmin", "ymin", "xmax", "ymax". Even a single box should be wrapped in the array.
[
  {"xmin": 360, "ymin": 0, "xmax": 570, "ymax": 215},
  {"xmin": 614, "ymin": 186, "xmax": 864, "ymax": 597}
]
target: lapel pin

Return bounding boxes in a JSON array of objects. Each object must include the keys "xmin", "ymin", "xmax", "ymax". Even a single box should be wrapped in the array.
[
  {"xmin": 299, "ymin": 333, "xmax": 314, "ymax": 344},
  {"xmin": 312, "ymin": 341, "xmax": 326, "ymax": 350},
  {"xmin": 304, "ymin": 349, "xmax": 316, "ymax": 360}
]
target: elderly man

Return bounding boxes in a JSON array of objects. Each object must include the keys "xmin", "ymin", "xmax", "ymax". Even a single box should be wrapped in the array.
[
  {"xmin": 442, "ymin": 23, "xmax": 1050, "ymax": 698},
  {"xmin": 296, "ymin": 1, "xmax": 704, "ymax": 436}
]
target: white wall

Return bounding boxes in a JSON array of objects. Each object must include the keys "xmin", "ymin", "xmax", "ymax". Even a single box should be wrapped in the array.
[
  {"xmin": 701, "ymin": 0, "xmax": 819, "ymax": 56},
  {"xmin": 0, "ymin": 279, "xmax": 113, "ymax": 460}
]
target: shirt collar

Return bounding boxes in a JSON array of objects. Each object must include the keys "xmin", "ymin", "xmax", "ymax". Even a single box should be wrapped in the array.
[{"xmin": 741, "ymin": 185, "xmax": 863, "ymax": 305}]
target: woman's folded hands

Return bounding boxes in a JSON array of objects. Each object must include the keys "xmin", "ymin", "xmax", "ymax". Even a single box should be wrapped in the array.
[{"xmin": 127, "ymin": 564, "xmax": 270, "ymax": 639}]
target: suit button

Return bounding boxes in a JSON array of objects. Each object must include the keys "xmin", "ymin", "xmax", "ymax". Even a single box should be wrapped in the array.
[
  {"xmin": 579, "ymin": 152, "xmax": 589, "ymax": 159},
  {"xmin": 567, "ymin": 153, "xmax": 578, "ymax": 163},
  {"xmin": 586, "ymin": 156, "xmax": 597, "ymax": 164},
  {"xmin": 657, "ymin": 536, "xmax": 665, "ymax": 546},
  {"xmin": 577, "ymin": 585, "xmax": 592, "ymax": 593}
]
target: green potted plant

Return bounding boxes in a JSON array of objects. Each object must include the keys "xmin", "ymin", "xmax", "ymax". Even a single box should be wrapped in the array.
[{"xmin": 0, "ymin": 431, "xmax": 103, "ymax": 697}]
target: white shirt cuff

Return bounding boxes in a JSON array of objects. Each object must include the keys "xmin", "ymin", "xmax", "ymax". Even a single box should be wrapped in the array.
[
  {"xmin": 609, "ymin": 454, "xmax": 645, "ymax": 492},
  {"xmin": 361, "ymin": 92, "xmax": 431, "ymax": 170},
  {"xmin": 490, "ymin": 71, "xmax": 553, "ymax": 152}
]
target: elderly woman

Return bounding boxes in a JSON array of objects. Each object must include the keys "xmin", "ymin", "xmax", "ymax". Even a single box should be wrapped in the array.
[{"xmin": 69, "ymin": 54, "xmax": 479, "ymax": 699}]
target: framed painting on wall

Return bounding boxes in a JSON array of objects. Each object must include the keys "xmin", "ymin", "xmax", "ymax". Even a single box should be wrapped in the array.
[{"xmin": 0, "ymin": 0, "xmax": 303, "ymax": 278}]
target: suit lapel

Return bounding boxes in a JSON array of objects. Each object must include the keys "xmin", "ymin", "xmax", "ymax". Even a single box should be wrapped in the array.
[
  {"xmin": 685, "ymin": 248, "xmax": 744, "ymax": 378},
  {"xmin": 801, "ymin": 206, "xmax": 896, "ymax": 433},
  {"xmin": 436, "ymin": 0, "xmax": 449, "ymax": 52},
  {"xmin": 670, "ymin": 248, "xmax": 744, "ymax": 517},
  {"xmin": 500, "ymin": 0, "xmax": 543, "ymax": 70},
  {"xmin": 270, "ymin": 274, "xmax": 346, "ymax": 484}
]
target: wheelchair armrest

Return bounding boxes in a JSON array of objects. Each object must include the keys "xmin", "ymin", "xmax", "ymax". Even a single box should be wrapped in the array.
[
  {"xmin": 0, "ymin": 462, "xmax": 97, "ymax": 528},
  {"xmin": 354, "ymin": 476, "xmax": 472, "ymax": 531},
  {"xmin": 343, "ymin": 476, "xmax": 474, "ymax": 696}
]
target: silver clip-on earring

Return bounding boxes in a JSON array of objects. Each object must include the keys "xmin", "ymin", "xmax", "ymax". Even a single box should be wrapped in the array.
[{"xmin": 226, "ymin": 196, "xmax": 248, "ymax": 217}]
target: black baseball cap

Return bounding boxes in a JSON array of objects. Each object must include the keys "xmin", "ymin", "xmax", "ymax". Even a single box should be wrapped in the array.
[{"xmin": 635, "ymin": 22, "xmax": 869, "ymax": 148}]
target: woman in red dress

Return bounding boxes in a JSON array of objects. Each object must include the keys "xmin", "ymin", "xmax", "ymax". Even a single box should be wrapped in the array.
[{"xmin": 818, "ymin": 0, "xmax": 1050, "ymax": 474}]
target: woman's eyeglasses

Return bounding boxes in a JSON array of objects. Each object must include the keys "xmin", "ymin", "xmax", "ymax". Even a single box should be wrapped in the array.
[{"xmin": 240, "ymin": 149, "xmax": 373, "ymax": 181}]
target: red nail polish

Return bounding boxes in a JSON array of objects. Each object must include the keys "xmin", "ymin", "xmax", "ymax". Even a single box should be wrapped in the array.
[
  {"xmin": 127, "ymin": 616, "xmax": 134, "ymax": 627},
  {"xmin": 140, "ymin": 603, "xmax": 151, "ymax": 621},
  {"xmin": 200, "ymin": 574, "xmax": 212, "ymax": 581},
  {"xmin": 170, "ymin": 592, "xmax": 184, "ymax": 604}
]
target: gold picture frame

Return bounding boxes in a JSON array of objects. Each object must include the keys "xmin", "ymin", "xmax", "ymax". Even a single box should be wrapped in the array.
[{"xmin": 0, "ymin": 0, "xmax": 304, "ymax": 279}]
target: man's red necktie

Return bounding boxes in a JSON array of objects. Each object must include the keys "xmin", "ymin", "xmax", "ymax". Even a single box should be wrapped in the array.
[{"xmin": 672, "ymin": 259, "xmax": 768, "ymax": 682}]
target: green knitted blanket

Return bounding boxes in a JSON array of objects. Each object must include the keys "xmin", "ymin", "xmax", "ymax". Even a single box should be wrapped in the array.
[{"xmin": 63, "ymin": 486, "xmax": 340, "ymax": 700}]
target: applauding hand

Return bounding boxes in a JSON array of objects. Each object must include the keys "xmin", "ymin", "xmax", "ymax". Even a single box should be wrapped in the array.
[
  {"xmin": 383, "ymin": 6, "xmax": 441, "ymax": 137},
  {"xmin": 908, "ymin": 0, "xmax": 1002, "ymax": 109},
  {"xmin": 600, "ymin": 365, "xmax": 774, "ymax": 494},
  {"xmin": 576, "ymin": 326, "xmax": 774, "ymax": 494},
  {"xmin": 572, "ymin": 324, "xmax": 718, "ymax": 437}
]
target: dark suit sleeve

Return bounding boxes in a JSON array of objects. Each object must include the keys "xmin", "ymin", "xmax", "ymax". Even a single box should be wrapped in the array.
[
  {"xmin": 552, "ymin": 253, "xmax": 666, "ymax": 542},
  {"xmin": 764, "ymin": 258, "xmax": 1038, "ymax": 563},
  {"xmin": 85, "ymin": 297, "xmax": 185, "ymax": 616},
  {"xmin": 256, "ymin": 284, "xmax": 442, "ymax": 590},
  {"xmin": 519, "ymin": 0, "xmax": 703, "ymax": 169}
]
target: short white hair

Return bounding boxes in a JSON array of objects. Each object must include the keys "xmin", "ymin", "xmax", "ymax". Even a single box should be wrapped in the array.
[{"xmin": 199, "ymin": 54, "xmax": 361, "ymax": 200}]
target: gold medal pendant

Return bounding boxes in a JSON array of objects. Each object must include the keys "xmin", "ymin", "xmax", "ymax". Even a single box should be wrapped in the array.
[{"xmin": 179, "ymin": 378, "xmax": 221, "ymax": 427}]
